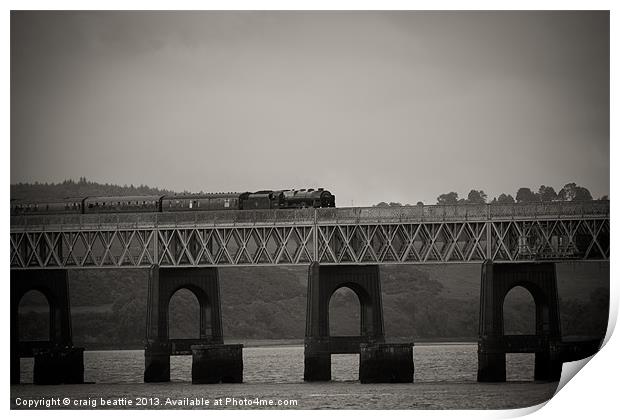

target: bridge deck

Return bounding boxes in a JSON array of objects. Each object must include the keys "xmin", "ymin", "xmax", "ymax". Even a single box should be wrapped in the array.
[
  {"xmin": 10, "ymin": 202, "xmax": 610, "ymax": 229},
  {"xmin": 10, "ymin": 203, "xmax": 609, "ymax": 268}
]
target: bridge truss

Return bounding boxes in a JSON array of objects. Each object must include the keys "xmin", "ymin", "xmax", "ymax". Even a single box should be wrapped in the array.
[{"xmin": 10, "ymin": 203, "xmax": 609, "ymax": 269}]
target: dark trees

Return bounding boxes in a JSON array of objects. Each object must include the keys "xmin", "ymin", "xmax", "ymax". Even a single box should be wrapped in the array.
[
  {"xmin": 496, "ymin": 193, "xmax": 515, "ymax": 204},
  {"xmin": 516, "ymin": 187, "xmax": 539, "ymax": 203},
  {"xmin": 437, "ymin": 192, "xmax": 459, "ymax": 205},
  {"xmin": 558, "ymin": 183, "xmax": 593, "ymax": 202},
  {"xmin": 538, "ymin": 185, "xmax": 558, "ymax": 202},
  {"xmin": 466, "ymin": 189, "xmax": 487, "ymax": 204}
]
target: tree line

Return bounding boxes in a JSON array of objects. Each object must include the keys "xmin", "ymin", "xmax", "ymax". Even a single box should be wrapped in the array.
[
  {"xmin": 375, "ymin": 183, "xmax": 608, "ymax": 207},
  {"xmin": 11, "ymin": 177, "xmax": 178, "ymax": 201}
]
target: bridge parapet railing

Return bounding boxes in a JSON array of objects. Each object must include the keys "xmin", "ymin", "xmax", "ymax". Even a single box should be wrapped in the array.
[
  {"xmin": 160, "ymin": 208, "xmax": 315, "ymax": 227},
  {"xmin": 9, "ymin": 213, "xmax": 162, "ymax": 230},
  {"xmin": 10, "ymin": 214, "xmax": 69, "ymax": 230},
  {"xmin": 10, "ymin": 208, "xmax": 318, "ymax": 231},
  {"xmin": 316, "ymin": 205, "xmax": 491, "ymax": 223},
  {"xmin": 428, "ymin": 204, "xmax": 489, "ymax": 220},
  {"xmin": 78, "ymin": 213, "xmax": 160, "ymax": 229},
  {"xmin": 489, "ymin": 201, "xmax": 609, "ymax": 219},
  {"xmin": 316, "ymin": 202, "xmax": 609, "ymax": 224},
  {"xmin": 316, "ymin": 207, "xmax": 421, "ymax": 224},
  {"xmin": 149, "ymin": 208, "xmax": 315, "ymax": 227},
  {"xmin": 581, "ymin": 201, "xmax": 610, "ymax": 216},
  {"xmin": 10, "ymin": 202, "xmax": 609, "ymax": 231}
]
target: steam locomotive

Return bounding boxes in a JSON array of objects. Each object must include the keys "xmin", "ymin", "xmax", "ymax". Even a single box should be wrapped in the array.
[{"xmin": 10, "ymin": 188, "xmax": 336, "ymax": 215}]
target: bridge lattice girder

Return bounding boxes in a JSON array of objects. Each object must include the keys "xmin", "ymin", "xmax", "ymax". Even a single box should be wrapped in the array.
[{"xmin": 10, "ymin": 205, "xmax": 609, "ymax": 268}]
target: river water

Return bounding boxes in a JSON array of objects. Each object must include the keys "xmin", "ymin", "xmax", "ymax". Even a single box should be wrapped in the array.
[{"xmin": 11, "ymin": 343, "xmax": 558, "ymax": 409}]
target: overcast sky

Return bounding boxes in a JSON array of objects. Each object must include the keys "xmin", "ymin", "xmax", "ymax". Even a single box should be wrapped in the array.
[{"xmin": 10, "ymin": 11, "xmax": 609, "ymax": 206}]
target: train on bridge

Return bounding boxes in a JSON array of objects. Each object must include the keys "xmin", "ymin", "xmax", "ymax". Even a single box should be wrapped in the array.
[{"xmin": 10, "ymin": 188, "xmax": 336, "ymax": 215}]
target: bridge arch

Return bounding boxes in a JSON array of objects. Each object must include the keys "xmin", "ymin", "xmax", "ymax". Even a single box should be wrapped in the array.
[
  {"xmin": 328, "ymin": 285, "xmax": 362, "ymax": 336},
  {"xmin": 11, "ymin": 270, "xmax": 73, "ymax": 349},
  {"xmin": 166, "ymin": 285, "xmax": 213, "ymax": 340},
  {"xmin": 327, "ymin": 282, "xmax": 376, "ymax": 337},
  {"xmin": 11, "ymin": 269, "xmax": 80, "ymax": 384},
  {"xmin": 501, "ymin": 280, "xmax": 557, "ymax": 336},
  {"xmin": 502, "ymin": 285, "xmax": 535, "ymax": 335},
  {"xmin": 501, "ymin": 285, "xmax": 538, "ymax": 380},
  {"xmin": 18, "ymin": 289, "xmax": 52, "ymax": 341}
]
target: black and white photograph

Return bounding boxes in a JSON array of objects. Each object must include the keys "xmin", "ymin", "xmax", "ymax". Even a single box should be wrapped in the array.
[{"xmin": 8, "ymin": 5, "xmax": 612, "ymax": 413}]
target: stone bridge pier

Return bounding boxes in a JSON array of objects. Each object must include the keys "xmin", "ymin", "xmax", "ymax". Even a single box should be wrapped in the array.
[
  {"xmin": 11, "ymin": 269, "xmax": 84, "ymax": 385},
  {"xmin": 477, "ymin": 261, "xmax": 562, "ymax": 382},
  {"xmin": 144, "ymin": 265, "xmax": 242, "ymax": 383},
  {"xmin": 304, "ymin": 263, "xmax": 414, "ymax": 383}
]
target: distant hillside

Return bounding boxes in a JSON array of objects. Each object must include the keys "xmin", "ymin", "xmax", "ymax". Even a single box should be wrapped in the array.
[{"xmin": 11, "ymin": 178, "xmax": 177, "ymax": 201}]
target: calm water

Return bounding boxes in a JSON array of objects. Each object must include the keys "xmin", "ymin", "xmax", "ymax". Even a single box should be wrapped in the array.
[{"xmin": 11, "ymin": 344, "xmax": 558, "ymax": 409}]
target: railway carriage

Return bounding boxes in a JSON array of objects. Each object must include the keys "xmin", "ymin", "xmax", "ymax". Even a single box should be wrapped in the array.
[
  {"xmin": 162, "ymin": 193, "xmax": 242, "ymax": 211},
  {"xmin": 83, "ymin": 195, "xmax": 163, "ymax": 213},
  {"xmin": 10, "ymin": 197, "xmax": 84, "ymax": 215}
]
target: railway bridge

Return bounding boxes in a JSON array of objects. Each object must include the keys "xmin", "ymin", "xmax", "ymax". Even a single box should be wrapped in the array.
[{"xmin": 10, "ymin": 202, "xmax": 610, "ymax": 384}]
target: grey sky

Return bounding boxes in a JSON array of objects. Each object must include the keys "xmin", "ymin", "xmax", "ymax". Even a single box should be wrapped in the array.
[{"xmin": 11, "ymin": 11, "xmax": 609, "ymax": 206}]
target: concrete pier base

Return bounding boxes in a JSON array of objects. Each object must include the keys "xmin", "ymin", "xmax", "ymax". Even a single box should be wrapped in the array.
[
  {"xmin": 33, "ymin": 347, "xmax": 84, "ymax": 385},
  {"xmin": 191, "ymin": 344, "xmax": 243, "ymax": 384},
  {"xmin": 359, "ymin": 343, "xmax": 414, "ymax": 383},
  {"xmin": 534, "ymin": 351, "xmax": 562, "ymax": 381},
  {"xmin": 11, "ymin": 353, "xmax": 20, "ymax": 385},
  {"xmin": 477, "ymin": 352, "xmax": 506, "ymax": 382},
  {"xmin": 303, "ymin": 353, "xmax": 331, "ymax": 381},
  {"xmin": 144, "ymin": 341, "xmax": 171, "ymax": 383}
]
